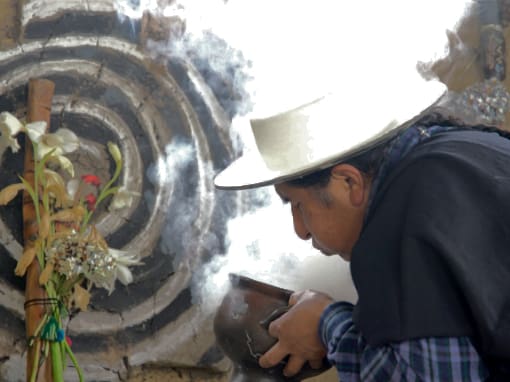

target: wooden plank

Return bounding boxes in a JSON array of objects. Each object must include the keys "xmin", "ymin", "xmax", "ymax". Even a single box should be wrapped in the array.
[
  {"xmin": 24, "ymin": 78, "xmax": 54, "ymax": 382},
  {"xmin": 0, "ymin": 0, "xmax": 21, "ymax": 48}
]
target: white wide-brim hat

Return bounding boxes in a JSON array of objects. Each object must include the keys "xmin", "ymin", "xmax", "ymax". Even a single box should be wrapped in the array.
[
  {"xmin": 214, "ymin": 85, "xmax": 446, "ymax": 190},
  {"xmin": 214, "ymin": 0, "xmax": 457, "ymax": 190}
]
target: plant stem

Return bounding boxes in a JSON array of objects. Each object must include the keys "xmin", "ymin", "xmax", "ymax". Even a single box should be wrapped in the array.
[
  {"xmin": 63, "ymin": 340, "xmax": 84, "ymax": 382},
  {"xmin": 29, "ymin": 339, "xmax": 41, "ymax": 382},
  {"xmin": 31, "ymin": 142, "xmax": 41, "ymax": 227},
  {"xmin": 60, "ymin": 340, "xmax": 66, "ymax": 372},
  {"xmin": 50, "ymin": 341, "xmax": 64, "ymax": 382},
  {"xmin": 81, "ymin": 154, "xmax": 122, "ymax": 227}
]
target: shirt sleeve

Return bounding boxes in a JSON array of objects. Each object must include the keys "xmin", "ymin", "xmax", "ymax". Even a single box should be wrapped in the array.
[{"xmin": 319, "ymin": 301, "xmax": 489, "ymax": 382}]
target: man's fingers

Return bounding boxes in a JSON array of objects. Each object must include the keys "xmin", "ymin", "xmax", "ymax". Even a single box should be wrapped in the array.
[
  {"xmin": 267, "ymin": 319, "xmax": 281, "ymax": 338},
  {"xmin": 308, "ymin": 358, "xmax": 323, "ymax": 369},
  {"xmin": 283, "ymin": 355, "xmax": 306, "ymax": 377},
  {"xmin": 259, "ymin": 343, "xmax": 288, "ymax": 368},
  {"xmin": 288, "ymin": 291, "xmax": 304, "ymax": 306}
]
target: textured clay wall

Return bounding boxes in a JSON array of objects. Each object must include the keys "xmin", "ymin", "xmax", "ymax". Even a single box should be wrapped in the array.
[{"xmin": 0, "ymin": 0, "xmax": 338, "ymax": 381}]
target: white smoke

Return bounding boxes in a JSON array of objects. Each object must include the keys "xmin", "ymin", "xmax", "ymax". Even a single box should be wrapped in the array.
[
  {"xmin": 116, "ymin": 0, "xmax": 471, "ymax": 309},
  {"xmin": 150, "ymin": 138, "xmax": 195, "ymax": 186},
  {"xmin": 114, "ymin": 0, "xmax": 161, "ymax": 19},
  {"xmin": 196, "ymin": 188, "xmax": 358, "ymax": 314},
  {"xmin": 115, "ymin": 0, "xmax": 470, "ymax": 116}
]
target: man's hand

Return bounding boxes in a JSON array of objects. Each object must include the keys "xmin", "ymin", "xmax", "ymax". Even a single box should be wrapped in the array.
[{"xmin": 258, "ymin": 289, "xmax": 334, "ymax": 377}]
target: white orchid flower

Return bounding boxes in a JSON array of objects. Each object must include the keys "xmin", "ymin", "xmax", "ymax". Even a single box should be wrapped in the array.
[
  {"xmin": 0, "ymin": 112, "xmax": 23, "ymax": 134},
  {"xmin": 66, "ymin": 178, "xmax": 80, "ymax": 199},
  {"xmin": 23, "ymin": 125, "xmax": 80, "ymax": 176},
  {"xmin": 0, "ymin": 112, "xmax": 24, "ymax": 153},
  {"xmin": 109, "ymin": 187, "xmax": 141, "ymax": 210},
  {"xmin": 23, "ymin": 121, "xmax": 47, "ymax": 143},
  {"xmin": 107, "ymin": 142, "xmax": 122, "ymax": 165},
  {"xmin": 37, "ymin": 128, "xmax": 80, "ymax": 158},
  {"xmin": 54, "ymin": 155, "xmax": 76, "ymax": 177}
]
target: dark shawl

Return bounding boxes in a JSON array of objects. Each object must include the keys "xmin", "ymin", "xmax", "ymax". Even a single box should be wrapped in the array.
[{"xmin": 351, "ymin": 129, "xmax": 510, "ymax": 374}]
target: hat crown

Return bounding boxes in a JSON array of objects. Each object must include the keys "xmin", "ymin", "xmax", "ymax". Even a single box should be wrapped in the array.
[
  {"xmin": 214, "ymin": 81, "xmax": 445, "ymax": 190},
  {"xmin": 252, "ymin": 97, "xmax": 324, "ymax": 171},
  {"xmin": 212, "ymin": 0, "xmax": 465, "ymax": 190},
  {"xmin": 248, "ymin": 89, "xmax": 442, "ymax": 178}
]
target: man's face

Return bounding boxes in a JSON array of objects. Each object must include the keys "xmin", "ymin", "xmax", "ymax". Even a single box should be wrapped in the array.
[{"xmin": 274, "ymin": 165, "xmax": 369, "ymax": 261}]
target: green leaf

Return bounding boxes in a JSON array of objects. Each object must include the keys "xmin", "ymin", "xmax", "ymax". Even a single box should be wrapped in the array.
[{"xmin": 18, "ymin": 176, "xmax": 37, "ymax": 204}]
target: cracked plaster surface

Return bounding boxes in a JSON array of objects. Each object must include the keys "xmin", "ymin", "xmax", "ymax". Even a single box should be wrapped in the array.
[{"xmin": 0, "ymin": 2, "xmax": 343, "ymax": 381}]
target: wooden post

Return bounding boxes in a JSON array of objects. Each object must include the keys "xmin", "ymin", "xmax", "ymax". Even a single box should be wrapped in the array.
[{"xmin": 24, "ymin": 78, "xmax": 54, "ymax": 382}]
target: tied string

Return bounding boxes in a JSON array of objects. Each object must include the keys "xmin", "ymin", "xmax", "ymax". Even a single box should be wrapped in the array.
[
  {"xmin": 26, "ymin": 311, "xmax": 65, "ymax": 346},
  {"xmin": 24, "ymin": 298, "xmax": 59, "ymax": 310}
]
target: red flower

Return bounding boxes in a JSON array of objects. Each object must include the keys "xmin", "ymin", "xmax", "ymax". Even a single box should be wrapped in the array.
[
  {"xmin": 85, "ymin": 193, "xmax": 97, "ymax": 211},
  {"xmin": 65, "ymin": 336, "xmax": 72, "ymax": 347},
  {"xmin": 81, "ymin": 174, "xmax": 101, "ymax": 187}
]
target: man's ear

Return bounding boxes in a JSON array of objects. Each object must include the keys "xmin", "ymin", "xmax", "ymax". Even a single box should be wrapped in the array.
[{"xmin": 330, "ymin": 164, "xmax": 368, "ymax": 207}]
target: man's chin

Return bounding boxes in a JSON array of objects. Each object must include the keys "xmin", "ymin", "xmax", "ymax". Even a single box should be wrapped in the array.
[
  {"xmin": 337, "ymin": 252, "xmax": 351, "ymax": 261},
  {"xmin": 318, "ymin": 248, "xmax": 336, "ymax": 256},
  {"xmin": 315, "ymin": 245, "xmax": 351, "ymax": 260},
  {"xmin": 324, "ymin": 250, "xmax": 351, "ymax": 261}
]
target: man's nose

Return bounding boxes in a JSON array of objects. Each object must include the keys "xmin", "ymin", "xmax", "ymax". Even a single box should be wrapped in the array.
[{"xmin": 292, "ymin": 209, "xmax": 311, "ymax": 240}]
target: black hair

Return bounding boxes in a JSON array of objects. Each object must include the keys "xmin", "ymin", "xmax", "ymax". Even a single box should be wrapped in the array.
[
  {"xmin": 287, "ymin": 142, "xmax": 387, "ymax": 189},
  {"xmin": 286, "ymin": 110, "xmax": 510, "ymax": 190}
]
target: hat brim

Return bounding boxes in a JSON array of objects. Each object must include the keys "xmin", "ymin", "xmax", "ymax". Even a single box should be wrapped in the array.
[
  {"xmin": 213, "ymin": 100, "xmax": 445, "ymax": 190},
  {"xmin": 214, "ymin": 122, "xmax": 405, "ymax": 190}
]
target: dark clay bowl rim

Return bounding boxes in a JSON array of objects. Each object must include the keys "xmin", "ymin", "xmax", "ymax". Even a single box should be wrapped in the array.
[{"xmin": 228, "ymin": 273, "xmax": 293, "ymax": 300}]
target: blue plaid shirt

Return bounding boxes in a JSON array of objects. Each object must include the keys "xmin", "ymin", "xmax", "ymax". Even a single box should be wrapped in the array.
[{"xmin": 319, "ymin": 302, "xmax": 489, "ymax": 381}]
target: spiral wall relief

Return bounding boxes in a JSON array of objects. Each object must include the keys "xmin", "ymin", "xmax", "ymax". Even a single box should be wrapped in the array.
[{"xmin": 0, "ymin": 1, "xmax": 246, "ymax": 380}]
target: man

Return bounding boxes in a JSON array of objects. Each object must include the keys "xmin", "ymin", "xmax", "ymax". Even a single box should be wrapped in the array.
[
  {"xmin": 213, "ymin": 1, "xmax": 510, "ymax": 380},
  {"xmin": 214, "ymin": 88, "xmax": 510, "ymax": 382}
]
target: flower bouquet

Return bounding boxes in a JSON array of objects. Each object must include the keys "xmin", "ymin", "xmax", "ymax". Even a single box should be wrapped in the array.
[{"xmin": 0, "ymin": 108, "xmax": 140, "ymax": 381}]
